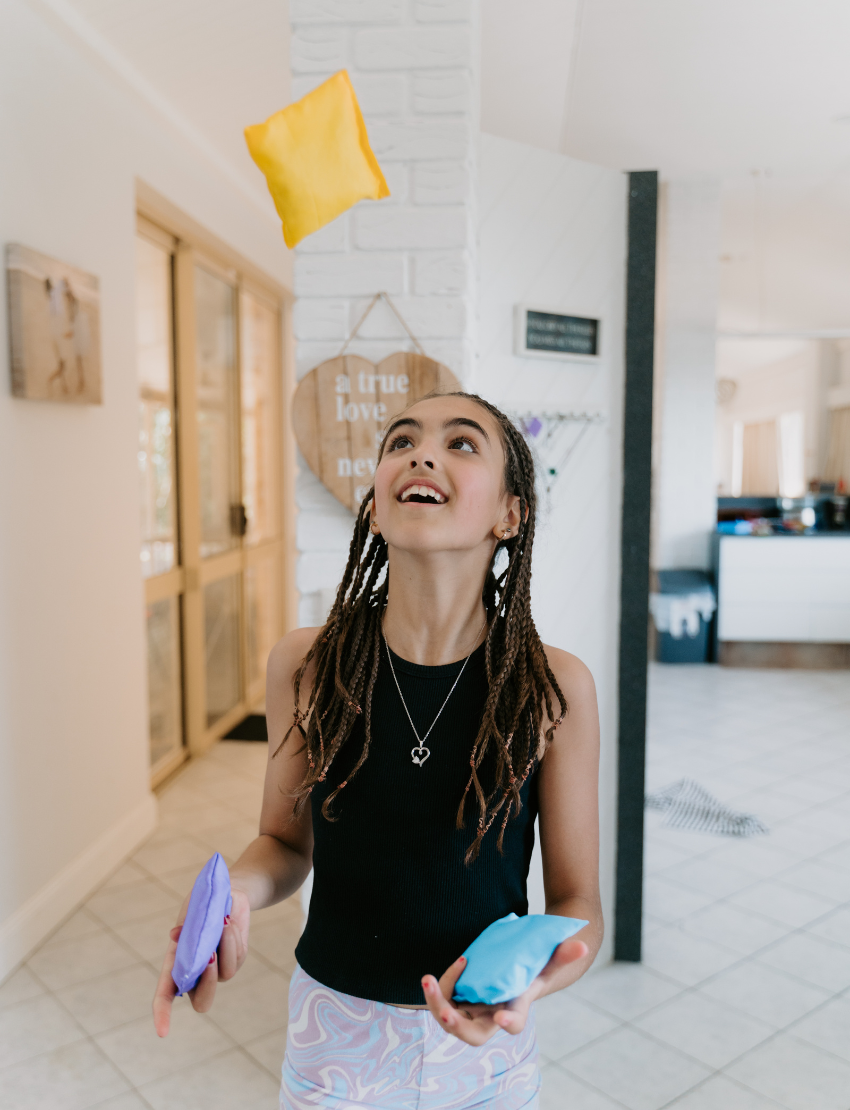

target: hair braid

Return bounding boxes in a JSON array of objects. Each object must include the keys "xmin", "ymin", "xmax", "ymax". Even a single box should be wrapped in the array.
[{"xmin": 275, "ymin": 391, "xmax": 568, "ymax": 861}]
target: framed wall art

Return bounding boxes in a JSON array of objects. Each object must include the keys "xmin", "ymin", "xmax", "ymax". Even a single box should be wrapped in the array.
[{"xmin": 6, "ymin": 243, "xmax": 102, "ymax": 403}]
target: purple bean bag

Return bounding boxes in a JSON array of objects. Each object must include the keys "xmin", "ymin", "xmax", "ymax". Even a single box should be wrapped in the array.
[{"xmin": 172, "ymin": 853, "xmax": 233, "ymax": 996}]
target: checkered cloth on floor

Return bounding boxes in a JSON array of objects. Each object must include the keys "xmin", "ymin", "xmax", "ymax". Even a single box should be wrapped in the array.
[{"xmin": 646, "ymin": 778, "xmax": 769, "ymax": 837}]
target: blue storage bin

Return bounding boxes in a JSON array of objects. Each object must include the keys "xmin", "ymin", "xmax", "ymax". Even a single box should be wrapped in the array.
[{"xmin": 650, "ymin": 570, "xmax": 716, "ymax": 664}]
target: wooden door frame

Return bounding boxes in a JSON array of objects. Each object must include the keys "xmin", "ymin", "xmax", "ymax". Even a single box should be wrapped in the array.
[{"xmin": 137, "ymin": 182, "xmax": 297, "ymax": 779}]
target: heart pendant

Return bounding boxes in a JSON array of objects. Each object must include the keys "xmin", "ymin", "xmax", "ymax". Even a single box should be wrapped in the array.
[{"xmin": 411, "ymin": 745, "xmax": 431, "ymax": 766}]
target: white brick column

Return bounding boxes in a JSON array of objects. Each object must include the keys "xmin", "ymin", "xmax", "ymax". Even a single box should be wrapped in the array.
[{"xmin": 290, "ymin": 0, "xmax": 480, "ymax": 625}]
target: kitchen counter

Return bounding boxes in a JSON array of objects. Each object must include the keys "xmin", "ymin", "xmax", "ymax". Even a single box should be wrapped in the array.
[
  {"xmin": 716, "ymin": 533, "xmax": 850, "ymax": 644},
  {"xmin": 718, "ymin": 530, "xmax": 850, "ymax": 538}
]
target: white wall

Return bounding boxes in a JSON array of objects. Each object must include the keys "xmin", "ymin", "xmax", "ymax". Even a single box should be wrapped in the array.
[
  {"xmin": 719, "ymin": 173, "xmax": 850, "ymax": 334},
  {"xmin": 653, "ymin": 180, "xmax": 721, "ymax": 570},
  {"xmin": 713, "ymin": 174, "xmax": 850, "ymax": 498},
  {"xmin": 0, "ymin": 0, "xmax": 290, "ymax": 979},
  {"xmin": 715, "ymin": 339, "xmax": 827, "ymax": 495},
  {"xmin": 478, "ymin": 134, "xmax": 627, "ymax": 968},
  {"xmin": 289, "ymin": 0, "xmax": 480, "ymax": 627},
  {"xmin": 653, "ymin": 171, "xmax": 850, "ymax": 561}
]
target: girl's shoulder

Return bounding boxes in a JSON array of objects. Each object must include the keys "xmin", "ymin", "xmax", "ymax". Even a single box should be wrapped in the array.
[
  {"xmin": 267, "ymin": 626, "xmax": 322, "ymax": 689},
  {"xmin": 541, "ymin": 643, "xmax": 596, "ymax": 705},
  {"xmin": 538, "ymin": 643, "xmax": 600, "ymax": 760}
]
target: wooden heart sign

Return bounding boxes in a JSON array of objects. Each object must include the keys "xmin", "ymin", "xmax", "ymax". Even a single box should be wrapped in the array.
[{"xmin": 293, "ymin": 351, "xmax": 460, "ymax": 513}]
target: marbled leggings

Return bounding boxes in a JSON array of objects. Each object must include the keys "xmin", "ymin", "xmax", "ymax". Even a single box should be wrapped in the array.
[{"xmin": 280, "ymin": 965, "xmax": 540, "ymax": 1110}]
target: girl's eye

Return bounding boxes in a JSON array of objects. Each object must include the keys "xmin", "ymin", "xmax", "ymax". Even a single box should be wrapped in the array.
[
  {"xmin": 449, "ymin": 437, "xmax": 476, "ymax": 453},
  {"xmin": 387, "ymin": 434, "xmax": 413, "ymax": 451}
]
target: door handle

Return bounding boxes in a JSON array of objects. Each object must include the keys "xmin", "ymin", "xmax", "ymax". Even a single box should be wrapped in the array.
[{"xmin": 230, "ymin": 503, "xmax": 248, "ymax": 537}]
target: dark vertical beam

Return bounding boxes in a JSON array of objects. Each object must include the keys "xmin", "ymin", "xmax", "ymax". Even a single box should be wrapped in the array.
[{"xmin": 614, "ymin": 170, "xmax": 658, "ymax": 962}]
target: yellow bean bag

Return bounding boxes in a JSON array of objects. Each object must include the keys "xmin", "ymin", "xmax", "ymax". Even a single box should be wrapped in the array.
[{"xmin": 245, "ymin": 70, "xmax": 390, "ymax": 249}]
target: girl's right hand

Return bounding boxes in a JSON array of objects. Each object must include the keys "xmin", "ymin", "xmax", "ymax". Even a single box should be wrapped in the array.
[{"xmin": 152, "ymin": 885, "xmax": 252, "ymax": 1037}]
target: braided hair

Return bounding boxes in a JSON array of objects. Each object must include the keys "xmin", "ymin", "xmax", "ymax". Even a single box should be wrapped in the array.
[{"xmin": 275, "ymin": 391, "xmax": 568, "ymax": 863}]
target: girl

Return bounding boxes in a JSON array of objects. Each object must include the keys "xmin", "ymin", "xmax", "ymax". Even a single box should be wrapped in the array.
[{"xmin": 154, "ymin": 391, "xmax": 603, "ymax": 1109}]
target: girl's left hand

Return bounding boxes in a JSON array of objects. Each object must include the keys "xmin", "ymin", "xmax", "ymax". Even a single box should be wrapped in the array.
[
  {"xmin": 422, "ymin": 938, "xmax": 588, "ymax": 1047},
  {"xmin": 152, "ymin": 886, "xmax": 251, "ymax": 1037}
]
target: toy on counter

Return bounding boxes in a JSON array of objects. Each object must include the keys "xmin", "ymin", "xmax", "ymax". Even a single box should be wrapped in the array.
[
  {"xmin": 245, "ymin": 70, "xmax": 390, "ymax": 248},
  {"xmin": 453, "ymin": 912, "xmax": 588, "ymax": 1006},
  {"xmin": 171, "ymin": 853, "xmax": 233, "ymax": 996}
]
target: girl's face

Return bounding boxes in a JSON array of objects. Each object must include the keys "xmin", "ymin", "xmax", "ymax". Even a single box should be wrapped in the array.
[{"xmin": 372, "ymin": 396, "xmax": 520, "ymax": 555}]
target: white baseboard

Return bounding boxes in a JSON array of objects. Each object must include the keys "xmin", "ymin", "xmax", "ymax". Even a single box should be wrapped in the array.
[{"xmin": 0, "ymin": 792, "xmax": 159, "ymax": 982}]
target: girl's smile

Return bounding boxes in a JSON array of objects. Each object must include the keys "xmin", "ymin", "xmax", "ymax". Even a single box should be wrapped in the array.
[
  {"xmin": 372, "ymin": 396, "xmax": 518, "ymax": 553},
  {"xmin": 397, "ymin": 477, "xmax": 448, "ymax": 504}
]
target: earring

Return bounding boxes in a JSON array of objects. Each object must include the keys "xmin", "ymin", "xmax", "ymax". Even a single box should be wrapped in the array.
[
  {"xmin": 370, "ymin": 521, "xmax": 380, "ymax": 535},
  {"xmin": 502, "ymin": 528, "xmax": 511, "ymax": 539}
]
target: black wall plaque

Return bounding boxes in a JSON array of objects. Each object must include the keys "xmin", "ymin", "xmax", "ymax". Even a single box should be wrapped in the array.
[{"xmin": 519, "ymin": 309, "xmax": 599, "ymax": 357}]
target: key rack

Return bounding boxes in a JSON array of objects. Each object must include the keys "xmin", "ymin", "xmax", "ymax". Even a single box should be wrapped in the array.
[{"xmin": 509, "ymin": 411, "xmax": 605, "ymax": 496}]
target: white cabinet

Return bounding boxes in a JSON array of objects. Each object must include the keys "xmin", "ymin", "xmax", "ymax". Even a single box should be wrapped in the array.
[{"xmin": 718, "ymin": 536, "xmax": 850, "ymax": 643}]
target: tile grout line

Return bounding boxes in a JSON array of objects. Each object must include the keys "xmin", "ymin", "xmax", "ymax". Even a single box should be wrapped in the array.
[
  {"xmin": 543, "ymin": 1056, "xmax": 634, "ymax": 1110},
  {"xmin": 655, "ymin": 1067, "xmax": 792, "ymax": 1110},
  {"xmin": 557, "ymin": 666, "xmax": 850, "ymax": 1108},
  {"xmin": 2, "ymin": 891, "xmax": 249, "ymax": 1108},
  {"xmin": 639, "ymin": 665, "xmax": 850, "ymax": 1109},
  {"xmin": 643, "ymin": 855, "xmax": 850, "ymax": 979},
  {"xmin": 1, "ymin": 745, "xmax": 287, "ymax": 1107},
  {"xmin": 0, "ymin": 965, "xmax": 159, "ymax": 1110}
]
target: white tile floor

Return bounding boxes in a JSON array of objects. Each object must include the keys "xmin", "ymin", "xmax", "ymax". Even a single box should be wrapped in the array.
[
  {"xmin": 538, "ymin": 664, "xmax": 850, "ymax": 1110},
  {"xmin": 0, "ymin": 742, "xmax": 292, "ymax": 1110},
  {"xmin": 1, "ymin": 663, "xmax": 848, "ymax": 1109}
]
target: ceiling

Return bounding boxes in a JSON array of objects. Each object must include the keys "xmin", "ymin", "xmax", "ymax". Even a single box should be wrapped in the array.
[
  {"xmin": 59, "ymin": 0, "xmax": 290, "ymax": 199},
  {"xmin": 483, "ymin": 0, "xmax": 850, "ymax": 180},
  {"xmin": 48, "ymin": 0, "xmax": 850, "ymax": 333},
  {"xmin": 718, "ymin": 173, "xmax": 850, "ymax": 333},
  {"xmin": 55, "ymin": 0, "xmax": 850, "ymax": 186},
  {"xmin": 482, "ymin": 0, "xmax": 850, "ymax": 334}
]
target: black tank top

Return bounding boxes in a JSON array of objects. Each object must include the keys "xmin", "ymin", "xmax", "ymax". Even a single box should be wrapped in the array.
[{"xmin": 294, "ymin": 639, "xmax": 539, "ymax": 1005}]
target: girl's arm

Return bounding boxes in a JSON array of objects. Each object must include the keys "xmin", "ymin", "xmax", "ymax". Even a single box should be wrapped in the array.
[
  {"xmin": 227, "ymin": 625, "xmax": 318, "ymax": 909},
  {"xmin": 152, "ymin": 627, "xmax": 317, "ymax": 1036},
  {"xmin": 423, "ymin": 646, "xmax": 603, "ymax": 1044},
  {"xmin": 520, "ymin": 646, "xmax": 603, "ymax": 999}
]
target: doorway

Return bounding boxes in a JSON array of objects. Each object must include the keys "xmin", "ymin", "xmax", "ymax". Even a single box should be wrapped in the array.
[{"xmin": 135, "ymin": 211, "xmax": 295, "ymax": 785}]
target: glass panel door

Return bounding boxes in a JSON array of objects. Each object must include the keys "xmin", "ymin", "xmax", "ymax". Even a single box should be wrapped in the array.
[
  {"xmin": 137, "ymin": 236, "xmax": 178, "ymax": 578},
  {"xmin": 146, "ymin": 596, "xmax": 183, "ymax": 766},
  {"xmin": 195, "ymin": 263, "xmax": 244, "ymax": 729},
  {"xmin": 137, "ymin": 213, "xmax": 290, "ymax": 772},
  {"xmin": 245, "ymin": 553, "xmax": 281, "ymax": 691},
  {"xmin": 136, "ymin": 227, "xmax": 184, "ymax": 776},
  {"xmin": 195, "ymin": 265, "xmax": 241, "ymax": 558},
  {"xmin": 203, "ymin": 574, "xmax": 242, "ymax": 726},
  {"xmin": 241, "ymin": 289, "xmax": 284, "ymax": 704},
  {"xmin": 240, "ymin": 290, "xmax": 280, "ymax": 547}
]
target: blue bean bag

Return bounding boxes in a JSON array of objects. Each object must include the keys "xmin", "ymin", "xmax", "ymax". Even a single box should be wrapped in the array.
[{"xmin": 453, "ymin": 912, "xmax": 588, "ymax": 1006}]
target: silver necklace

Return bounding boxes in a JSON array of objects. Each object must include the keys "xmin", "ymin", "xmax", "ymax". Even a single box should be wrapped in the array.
[{"xmin": 382, "ymin": 620, "xmax": 487, "ymax": 767}]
